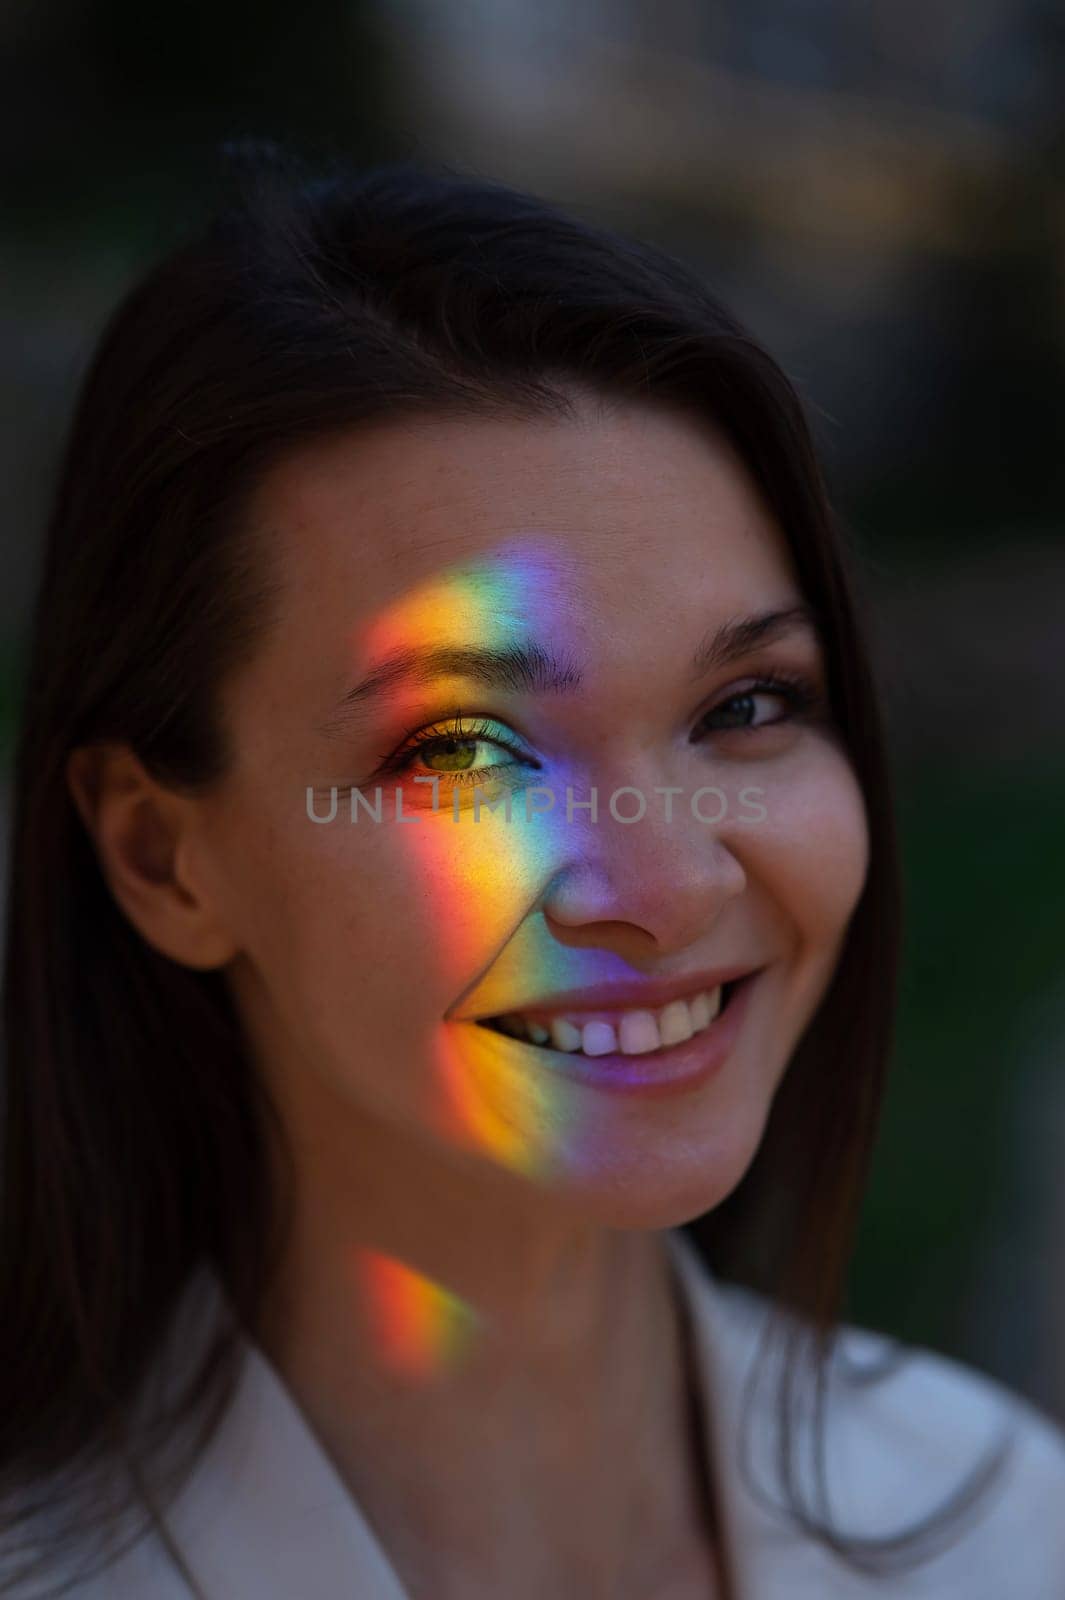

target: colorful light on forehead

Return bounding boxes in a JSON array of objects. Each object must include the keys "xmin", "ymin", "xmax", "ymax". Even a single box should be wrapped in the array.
[{"xmin": 358, "ymin": 554, "xmax": 532, "ymax": 658}]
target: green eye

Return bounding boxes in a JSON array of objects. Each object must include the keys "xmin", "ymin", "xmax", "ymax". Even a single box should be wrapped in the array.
[
  {"xmin": 420, "ymin": 737, "xmax": 488, "ymax": 773},
  {"xmin": 380, "ymin": 715, "xmax": 537, "ymax": 790}
]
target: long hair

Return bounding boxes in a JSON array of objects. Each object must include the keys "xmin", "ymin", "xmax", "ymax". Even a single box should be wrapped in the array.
[{"xmin": 0, "ymin": 145, "xmax": 1009, "ymax": 1595}]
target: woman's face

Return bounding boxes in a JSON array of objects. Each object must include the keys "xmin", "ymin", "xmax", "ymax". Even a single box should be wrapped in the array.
[{"xmin": 193, "ymin": 396, "xmax": 868, "ymax": 1228}]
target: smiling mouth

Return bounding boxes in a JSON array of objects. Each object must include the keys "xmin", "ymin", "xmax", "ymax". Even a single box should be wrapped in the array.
[{"xmin": 475, "ymin": 979, "xmax": 744, "ymax": 1058}]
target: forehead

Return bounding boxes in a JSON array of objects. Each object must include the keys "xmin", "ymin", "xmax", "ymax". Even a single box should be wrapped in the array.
[{"xmin": 247, "ymin": 401, "xmax": 800, "ymax": 654}]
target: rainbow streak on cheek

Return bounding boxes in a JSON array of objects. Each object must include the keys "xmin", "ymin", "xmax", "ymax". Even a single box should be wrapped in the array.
[
  {"xmin": 348, "ymin": 548, "xmax": 594, "ymax": 1175},
  {"xmin": 344, "ymin": 545, "xmax": 674, "ymax": 1378}
]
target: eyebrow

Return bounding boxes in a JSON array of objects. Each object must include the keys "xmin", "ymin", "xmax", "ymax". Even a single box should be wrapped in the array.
[
  {"xmin": 319, "ymin": 604, "xmax": 821, "ymax": 738},
  {"xmin": 318, "ymin": 642, "xmax": 583, "ymax": 738},
  {"xmin": 688, "ymin": 603, "xmax": 821, "ymax": 680}
]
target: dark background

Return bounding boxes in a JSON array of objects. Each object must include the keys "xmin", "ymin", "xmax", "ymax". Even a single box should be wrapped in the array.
[{"xmin": 3, "ymin": 0, "xmax": 1063, "ymax": 1416}]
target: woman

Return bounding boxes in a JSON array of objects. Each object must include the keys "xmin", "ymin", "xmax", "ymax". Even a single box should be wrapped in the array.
[{"xmin": 2, "ymin": 147, "xmax": 1063, "ymax": 1599}]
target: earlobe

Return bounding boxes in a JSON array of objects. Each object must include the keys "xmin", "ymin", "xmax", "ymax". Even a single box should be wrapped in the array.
[{"xmin": 64, "ymin": 742, "xmax": 239, "ymax": 971}]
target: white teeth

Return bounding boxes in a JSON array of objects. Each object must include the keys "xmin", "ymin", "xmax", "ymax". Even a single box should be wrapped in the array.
[
  {"xmin": 581, "ymin": 1021, "xmax": 617, "ymax": 1057},
  {"xmin": 690, "ymin": 987, "xmax": 722, "ymax": 1030},
  {"xmin": 491, "ymin": 984, "xmax": 730, "ymax": 1057},
  {"xmin": 618, "ymin": 1010, "xmax": 661, "ymax": 1055},
  {"xmin": 549, "ymin": 1017, "xmax": 582, "ymax": 1053},
  {"xmin": 658, "ymin": 999, "xmax": 694, "ymax": 1047}
]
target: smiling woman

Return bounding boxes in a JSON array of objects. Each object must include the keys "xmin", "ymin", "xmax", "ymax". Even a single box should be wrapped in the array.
[{"xmin": 2, "ymin": 146, "xmax": 1064, "ymax": 1600}]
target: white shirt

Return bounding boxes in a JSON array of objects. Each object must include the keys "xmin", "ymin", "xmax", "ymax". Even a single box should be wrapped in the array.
[{"xmin": 9, "ymin": 1228, "xmax": 1065, "ymax": 1597}]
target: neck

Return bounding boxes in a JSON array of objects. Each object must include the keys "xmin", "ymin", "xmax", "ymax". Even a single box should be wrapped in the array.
[{"xmin": 251, "ymin": 1103, "xmax": 717, "ymax": 1598}]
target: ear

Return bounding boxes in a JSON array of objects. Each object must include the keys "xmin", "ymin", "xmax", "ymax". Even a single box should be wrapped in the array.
[{"xmin": 65, "ymin": 742, "xmax": 239, "ymax": 970}]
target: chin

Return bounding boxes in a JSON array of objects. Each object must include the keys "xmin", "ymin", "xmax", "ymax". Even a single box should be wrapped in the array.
[{"xmin": 543, "ymin": 1112, "xmax": 770, "ymax": 1233}]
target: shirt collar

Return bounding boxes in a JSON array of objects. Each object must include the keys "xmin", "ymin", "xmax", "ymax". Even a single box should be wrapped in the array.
[{"xmin": 159, "ymin": 1231, "xmax": 803, "ymax": 1599}]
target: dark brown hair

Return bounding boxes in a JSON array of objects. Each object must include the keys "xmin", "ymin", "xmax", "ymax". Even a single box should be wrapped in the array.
[{"xmin": 0, "ymin": 144, "xmax": 1010, "ymax": 1595}]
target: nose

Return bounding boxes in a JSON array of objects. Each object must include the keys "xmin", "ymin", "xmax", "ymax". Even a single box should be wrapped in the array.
[{"xmin": 540, "ymin": 799, "xmax": 747, "ymax": 957}]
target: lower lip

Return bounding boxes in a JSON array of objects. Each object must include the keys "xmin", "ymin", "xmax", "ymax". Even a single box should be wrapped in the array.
[{"xmin": 474, "ymin": 972, "xmax": 760, "ymax": 1098}]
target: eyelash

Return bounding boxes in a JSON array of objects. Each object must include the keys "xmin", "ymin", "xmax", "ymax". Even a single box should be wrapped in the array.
[
  {"xmin": 376, "ymin": 713, "xmax": 534, "ymax": 790},
  {"xmin": 376, "ymin": 671, "xmax": 824, "ymax": 789},
  {"xmin": 690, "ymin": 669, "xmax": 823, "ymax": 741}
]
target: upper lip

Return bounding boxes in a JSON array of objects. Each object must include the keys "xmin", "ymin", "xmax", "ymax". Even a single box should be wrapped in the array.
[{"xmin": 463, "ymin": 964, "xmax": 765, "ymax": 1022}]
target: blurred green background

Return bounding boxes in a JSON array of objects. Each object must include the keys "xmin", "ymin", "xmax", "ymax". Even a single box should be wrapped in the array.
[{"xmin": 2, "ymin": 0, "xmax": 1063, "ymax": 1417}]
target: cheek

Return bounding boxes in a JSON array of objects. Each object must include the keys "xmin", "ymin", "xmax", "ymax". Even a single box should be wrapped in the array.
[
  {"xmin": 226, "ymin": 799, "xmax": 557, "ymax": 1112},
  {"xmin": 717, "ymin": 743, "xmax": 870, "ymax": 1123},
  {"xmin": 739, "ymin": 740, "xmax": 870, "ymax": 954}
]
